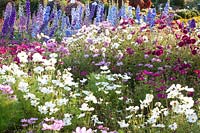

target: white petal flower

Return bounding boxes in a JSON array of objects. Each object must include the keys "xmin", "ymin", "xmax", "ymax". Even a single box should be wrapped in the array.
[
  {"xmin": 168, "ymin": 123, "xmax": 177, "ymax": 131},
  {"xmin": 118, "ymin": 120, "xmax": 129, "ymax": 128},
  {"xmin": 187, "ymin": 113, "xmax": 198, "ymax": 123}
]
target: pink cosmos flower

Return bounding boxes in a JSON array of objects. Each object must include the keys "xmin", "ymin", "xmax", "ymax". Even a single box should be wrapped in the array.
[
  {"xmin": 0, "ymin": 85, "xmax": 14, "ymax": 95},
  {"xmin": 73, "ymin": 127, "xmax": 93, "ymax": 133},
  {"xmin": 42, "ymin": 118, "xmax": 64, "ymax": 131}
]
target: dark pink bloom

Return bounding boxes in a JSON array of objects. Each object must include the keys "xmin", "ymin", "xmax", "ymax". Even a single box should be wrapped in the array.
[{"xmin": 126, "ymin": 47, "xmax": 134, "ymax": 55}]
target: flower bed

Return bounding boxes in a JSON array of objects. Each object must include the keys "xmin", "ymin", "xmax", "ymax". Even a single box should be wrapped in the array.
[{"xmin": 0, "ymin": 1, "xmax": 200, "ymax": 133}]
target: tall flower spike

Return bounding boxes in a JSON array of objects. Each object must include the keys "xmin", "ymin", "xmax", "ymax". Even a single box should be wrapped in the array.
[
  {"xmin": 1, "ymin": 2, "xmax": 12, "ymax": 36},
  {"xmin": 84, "ymin": 4, "xmax": 91, "ymax": 25},
  {"xmin": 162, "ymin": 2, "xmax": 169, "ymax": 16},
  {"xmin": 9, "ymin": 4, "xmax": 16, "ymax": 39},
  {"xmin": 136, "ymin": 5, "xmax": 141, "ymax": 24},
  {"xmin": 95, "ymin": 4, "xmax": 104, "ymax": 25},
  {"xmin": 26, "ymin": 0, "xmax": 31, "ymax": 31},
  {"xmin": 107, "ymin": 5, "xmax": 118, "ymax": 26},
  {"xmin": 127, "ymin": 6, "xmax": 133, "ymax": 19}
]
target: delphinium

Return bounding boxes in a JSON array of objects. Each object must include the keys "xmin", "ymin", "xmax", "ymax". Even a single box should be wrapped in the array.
[
  {"xmin": 40, "ymin": 6, "xmax": 51, "ymax": 35},
  {"xmin": 84, "ymin": 4, "xmax": 91, "ymax": 26},
  {"xmin": 118, "ymin": 5, "xmax": 127, "ymax": 19},
  {"xmin": 18, "ymin": 1, "xmax": 27, "ymax": 34},
  {"xmin": 49, "ymin": 8, "xmax": 60, "ymax": 37},
  {"xmin": 8, "ymin": 3, "xmax": 16, "ymax": 39},
  {"xmin": 1, "ymin": 2, "xmax": 12, "ymax": 37},
  {"xmin": 127, "ymin": 6, "xmax": 133, "ymax": 19},
  {"xmin": 135, "ymin": 6, "xmax": 141, "ymax": 24},
  {"xmin": 107, "ymin": 5, "xmax": 118, "ymax": 26},
  {"xmin": 31, "ymin": 4, "xmax": 44, "ymax": 38},
  {"xmin": 94, "ymin": 4, "xmax": 104, "ymax": 25},
  {"xmin": 26, "ymin": 0, "xmax": 31, "ymax": 32}
]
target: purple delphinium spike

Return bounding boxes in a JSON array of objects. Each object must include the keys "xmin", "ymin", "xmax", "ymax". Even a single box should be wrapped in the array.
[
  {"xmin": 19, "ymin": 16, "xmax": 27, "ymax": 33},
  {"xmin": 162, "ymin": 2, "xmax": 169, "ymax": 16},
  {"xmin": 90, "ymin": 2, "xmax": 97, "ymax": 22},
  {"xmin": 26, "ymin": 0, "xmax": 31, "ymax": 31},
  {"xmin": 49, "ymin": 8, "xmax": 59, "ymax": 37},
  {"xmin": 40, "ymin": 6, "xmax": 51, "ymax": 34},
  {"xmin": 1, "ymin": 2, "xmax": 12, "ymax": 36},
  {"xmin": 9, "ymin": 5, "xmax": 16, "ymax": 39},
  {"xmin": 95, "ymin": 4, "xmax": 104, "ymax": 25},
  {"xmin": 136, "ymin": 6, "xmax": 141, "ymax": 24},
  {"xmin": 84, "ymin": 4, "xmax": 91, "ymax": 25}
]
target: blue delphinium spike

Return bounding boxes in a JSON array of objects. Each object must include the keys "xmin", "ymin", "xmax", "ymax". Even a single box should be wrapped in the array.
[
  {"xmin": 95, "ymin": 4, "xmax": 104, "ymax": 25},
  {"xmin": 61, "ymin": 15, "xmax": 67, "ymax": 30},
  {"xmin": 150, "ymin": 8, "xmax": 156, "ymax": 28},
  {"xmin": 99, "ymin": 4, "xmax": 104, "ymax": 22},
  {"xmin": 120, "ymin": 6, "xmax": 127, "ymax": 19},
  {"xmin": 9, "ymin": 5, "xmax": 16, "ymax": 39},
  {"xmin": 143, "ymin": 15, "xmax": 147, "ymax": 23},
  {"xmin": 107, "ymin": 5, "xmax": 118, "ymax": 26},
  {"xmin": 31, "ymin": 4, "xmax": 44, "ymax": 37},
  {"xmin": 147, "ymin": 8, "xmax": 151, "ymax": 23},
  {"xmin": 1, "ymin": 2, "xmax": 12, "ymax": 36},
  {"xmin": 162, "ymin": 2, "xmax": 169, "ymax": 16},
  {"xmin": 49, "ymin": 8, "xmax": 59, "ymax": 37},
  {"xmin": 127, "ymin": 6, "xmax": 133, "ymax": 19},
  {"xmin": 66, "ymin": 16, "xmax": 71, "ymax": 27},
  {"xmin": 84, "ymin": 4, "xmax": 91, "ymax": 25},
  {"xmin": 136, "ymin": 6, "xmax": 141, "ymax": 24},
  {"xmin": 26, "ymin": 0, "xmax": 31, "ymax": 31},
  {"xmin": 40, "ymin": 6, "xmax": 51, "ymax": 34},
  {"xmin": 57, "ymin": 9, "xmax": 62, "ymax": 20}
]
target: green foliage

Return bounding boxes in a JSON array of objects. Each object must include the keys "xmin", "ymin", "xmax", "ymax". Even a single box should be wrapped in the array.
[
  {"xmin": 176, "ymin": 9, "xmax": 200, "ymax": 19},
  {"xmin": 0, "ymin": 95, "xmax": 24, "ymax": 132}
]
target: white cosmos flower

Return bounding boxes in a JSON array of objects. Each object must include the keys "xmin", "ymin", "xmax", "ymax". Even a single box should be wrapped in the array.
[
  {"xmin": 184, "ymin": 86, "xmax": 194, "ymax": 92},
  {"xmin": 18, "ymin": 81, "xmax": 29, "ymax": 92},
  {"xmin": 111, "ymin": 43, "xmax": 120, "ymax": 49},
  {"xmin": 77, "ymin": 113, "xmax": 85, "ymax": 119},
  {"xmin": 186, "ymin": 113, "xmax": 198, "ymax": 123},
  {"xmin": 152, "ymin": 124, "xmax": 165, "ymax": 128},
  {"xmin": 145, "ymin": 94, "xmax": 154, "ymax": 103},
  {"xmin": 38, "ymin": 105, "xmax": 48, "ymax": 114},
  {"xmin": 17, "ymin": 51, "xmax": 28, "ymax": 63},
  {"xmin": 49, "ymin": 53, "xmax": 58, "ymax": 58},
  {"xmin": 63, "ymin": 113, "xmax": 73, "ymax": 126},
  {"xmin": 127, "ymin": 34, "xmax": 132, "ymax": 40},
  {"xmin": 181, "ymin": 97, "xmax": 194, "ymax": 108},
  {"xmin": 32, "ymin": 53, "xmax": 43, "ymax": 62},
  {"xmin": 89, "ymin": 45, "xmax": 95, "ymax": 51},
  {"xmin": 84, "ymin": 94, "xmax": 97, "ymax": 103},
  {"xmin": 57, "ymin": 98, "xmax": 69, "ymax": 106},
  {"xmin": 147, "ymin": 116, "xmax": 157, "ymax": 124},
  {"xmin": 118, "ymin": 120, "xmax": 129, "ymax": 128},
  {"xmin": 30, "ymin": 100, "xmax": 39, "ymax": 107},
  {"xmin": 168, "ymin": 123, "xmax": 177, "ymax": 131},
  {"xmin": 40, "ymin": 87, "xmax": 54, "ymax": 94},
  {"xmin": 79, "ymin": 103, "xmax": 94, "ymax": 111},
  {"xmin": 100, "ymin": 65, "xmax": 108, "ymax": 71},
  {"xmin": 33, "ymin": 66, "xmax": 44, "ymax": 74}
]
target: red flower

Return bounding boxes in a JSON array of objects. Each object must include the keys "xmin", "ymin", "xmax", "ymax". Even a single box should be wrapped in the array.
[
  {"xmin": 0, "ymin": 47, "xmax": 7, "ymax": 54},
  {"xmin": 194, "ymin": 70, "xmax": 200, "ymax": 74}
]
